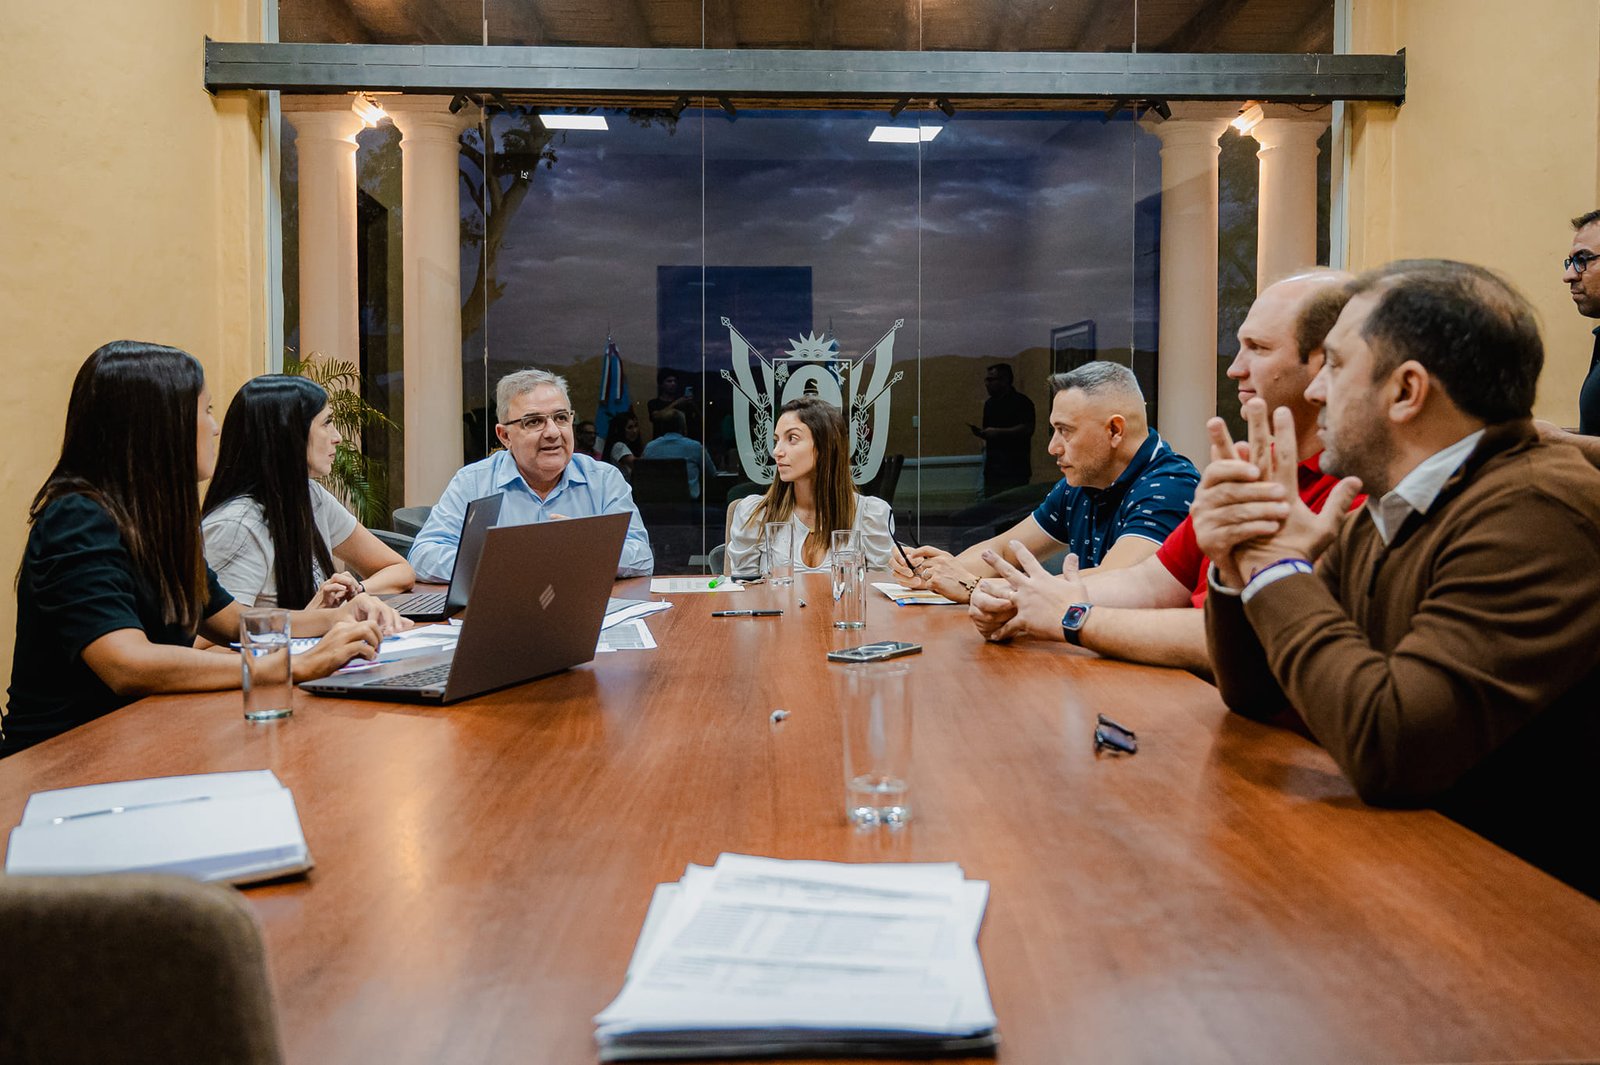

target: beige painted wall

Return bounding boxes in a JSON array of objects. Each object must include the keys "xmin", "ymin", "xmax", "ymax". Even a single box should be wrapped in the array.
[
  {"xmin": 0, "ymin": 1, "xmax": 265, "ymax": 693},
  {"xmin": 1346, "ymin": 0, "xmax": 1600, "ymax": 422}
]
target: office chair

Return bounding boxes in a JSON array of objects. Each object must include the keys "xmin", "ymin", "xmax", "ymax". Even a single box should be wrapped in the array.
[
  {"xmin": 392, "ymin": 505, "xmax": 432, "ymax": 537},
  {"xmin": 371, "ymin": 528, "xmax": 415, "ymax": 554},
  {"xmin": 0, "ymin": 873, "xmax": 285, "ymax": 1064},
  {"xmin": 630, "ymin": 459, "xmax": 693, "ymax": 504},
  {"xmin": 861, "ymin": 453, "xmax": 905, "ymax": 504}
]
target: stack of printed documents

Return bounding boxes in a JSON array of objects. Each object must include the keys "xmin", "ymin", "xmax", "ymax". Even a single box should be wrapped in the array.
[
  {"xmin": 5, "ymin": 770, "xmax": 312, "ymax": 885},
  {"xmin": 595, "ymin": 853, "xmax": 998, "ymax": 1060}
]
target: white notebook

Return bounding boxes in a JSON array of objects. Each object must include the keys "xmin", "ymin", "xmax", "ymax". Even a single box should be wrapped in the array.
[{"xmin": 6, "ymin": 770, "xmax": 312, "ymax": 885}]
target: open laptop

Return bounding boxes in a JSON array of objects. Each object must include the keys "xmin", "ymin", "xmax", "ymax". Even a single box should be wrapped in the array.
[
  {"xmin": 380, "ymin": 494, "xmax": 503, "ymax": 621},
  {"xmin": 300, "ymin": 512, "xmax": 630, "ymax": 704}
]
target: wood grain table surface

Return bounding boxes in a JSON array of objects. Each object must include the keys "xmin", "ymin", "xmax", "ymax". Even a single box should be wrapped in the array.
[{"xmin": 2, "ymin": 572, "xmax": 1599, "ymax": 1064}]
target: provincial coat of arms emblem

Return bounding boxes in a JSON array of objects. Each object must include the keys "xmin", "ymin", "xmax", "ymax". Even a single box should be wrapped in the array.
[{"xmin": 720, "ymin": 317, "xmax": 904, "ymax": 485}]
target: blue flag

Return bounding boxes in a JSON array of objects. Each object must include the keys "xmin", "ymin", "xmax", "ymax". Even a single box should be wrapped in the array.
[{"xmin": 595, "ymin": 336, "xmax": 631, "ymax": 439}]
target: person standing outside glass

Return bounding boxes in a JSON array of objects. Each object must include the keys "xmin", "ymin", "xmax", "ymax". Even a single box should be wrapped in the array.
[{"xmin": 972, "ymin": 363, "xmax": 1035, "ymax": 496}]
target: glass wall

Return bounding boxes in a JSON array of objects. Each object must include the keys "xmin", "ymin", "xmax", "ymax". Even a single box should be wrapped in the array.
[{"xmin": 273, "ymin": 0, "xmax": 1336, "ymax": 570}]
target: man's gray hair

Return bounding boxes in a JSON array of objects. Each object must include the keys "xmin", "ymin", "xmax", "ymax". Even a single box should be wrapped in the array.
[
  {"xmin": 496, "ymin": 368, "xmax": 571, "ymax": 423},
  {"xmin": 1048, "ymin": 361, "xmax": 1143, "ymax": 400}
]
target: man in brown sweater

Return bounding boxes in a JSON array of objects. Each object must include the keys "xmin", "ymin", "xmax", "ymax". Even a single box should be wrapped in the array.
[{"xmin": 1195, "ymin": 260, "xmax": 1600, "ymax": 898}]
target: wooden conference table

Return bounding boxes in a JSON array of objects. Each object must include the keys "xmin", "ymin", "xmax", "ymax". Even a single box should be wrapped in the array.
[{"xmin": 3, "ymin": 572, "xmax": 1600, "ymax": 1064}]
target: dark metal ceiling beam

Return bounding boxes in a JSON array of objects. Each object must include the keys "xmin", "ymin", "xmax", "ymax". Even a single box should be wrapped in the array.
[
  {"xmin": 1159, "ymin": 0, "xmax": 1251, "ymax": 54},
  {"xmin": 204, "ymin": 41, "xmax": 1405, "ymax": 103}
]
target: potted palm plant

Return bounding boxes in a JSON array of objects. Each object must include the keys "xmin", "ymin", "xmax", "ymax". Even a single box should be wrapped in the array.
[{"xmin": 284, "ymin": 351, "xmax": 396, "ymax": 527}]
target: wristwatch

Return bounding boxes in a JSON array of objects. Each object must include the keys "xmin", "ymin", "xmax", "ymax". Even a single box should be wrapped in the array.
[{"xmin": 1061, "ymin": 603, "xmax": 1092, "ymax": 646}]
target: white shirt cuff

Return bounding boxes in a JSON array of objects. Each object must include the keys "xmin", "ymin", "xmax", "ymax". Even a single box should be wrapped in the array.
[
  {"xmin": 1241, "ymin": 558, "xmax": 1314, "ymax": 604},
  {"xmin": 1207, "ymin": 562, "xmax": 1242, "ymax": 598}
]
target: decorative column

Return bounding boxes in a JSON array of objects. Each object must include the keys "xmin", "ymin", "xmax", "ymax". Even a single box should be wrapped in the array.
[
  {"xmin": 1250, "ymin": 105, "xmax": 1331, "ymax": 291},
  {"xmin": 1142, "ymin": 104, "xmax": 1232, "ymax": 468},
  {"xmin": 387, "ymin": 97, "xmax": 477, "ymax": 506},
  {"xmin": 282, "ymin": 97, "xmax": 363, "ymax": 367}
]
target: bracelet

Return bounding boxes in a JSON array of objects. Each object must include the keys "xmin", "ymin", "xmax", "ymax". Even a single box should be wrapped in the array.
[
  {"xmin": 1241, "ymin": 558, "xmax": 1313, "ymax": 604},
  {"xmin": 354, "ymin": 579, "xmax": 366, "ymax": 596},
  {"xmin": 1247, "ymin": 557, "xmax": 1314, "ymax": 583}
]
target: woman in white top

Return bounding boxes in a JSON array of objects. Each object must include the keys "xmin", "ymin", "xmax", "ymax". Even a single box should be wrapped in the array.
[
  {"xmin": 604, "ymin": 408, "xmax": 644, "ymax": 477},
  {"xmin": 202, "ymin": 375, "xmax": 414, "ymax": 611},
  {"xmin": 725, "ymin": 396, "xmax": 894, "ymax": 575}
]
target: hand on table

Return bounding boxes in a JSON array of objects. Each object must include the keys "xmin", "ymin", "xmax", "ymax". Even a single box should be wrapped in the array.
[
  {"xmin": 969, "ymin": 549, "xmax": 1087, "ymax": 642},
  {"xmin": 308, "ymin": 572, "xmax": 362, "ymax": 608},
  {"xmin": 295, "ymin": 619, "xmax": 383, "ymax": 679},
  {"xmin": 342, "ymin": 593, "xmax": 412, "ymax": 637},
  {"xmin": 891, "ymin": 545, "xmax": 979, "ymax": 604}
]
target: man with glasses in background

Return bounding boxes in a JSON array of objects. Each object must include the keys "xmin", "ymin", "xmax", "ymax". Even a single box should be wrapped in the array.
[
  {"xmin": 1538, "ymin": 211, "xmax": 1600, "ymax": 464},
  {"xmin": 409, "ymin": 368, "xmax": 654, "ymax": 580}
]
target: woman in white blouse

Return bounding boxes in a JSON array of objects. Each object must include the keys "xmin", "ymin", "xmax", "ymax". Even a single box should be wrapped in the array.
[
  {"xmin": 724, "ymin": 396, "xmax": 894, "ymax": 575},
  {"xmin": 202, "ymin": 375, "xmax": 414, "ymax": 613}
]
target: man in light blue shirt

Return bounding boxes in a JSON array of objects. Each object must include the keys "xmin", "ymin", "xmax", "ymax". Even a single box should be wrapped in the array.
[
  {"xmin": 409, "ymin": 369, "xmax": 654, "ymax": 581},
  {"xmin": 640, "ymin": 410, "xmax": 719, "ymax": 499}
]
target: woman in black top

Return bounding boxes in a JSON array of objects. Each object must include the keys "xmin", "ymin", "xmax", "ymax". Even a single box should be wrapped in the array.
[{"xmin": 4, "ymin": 341, "xmax": 391, "ymax": 756}]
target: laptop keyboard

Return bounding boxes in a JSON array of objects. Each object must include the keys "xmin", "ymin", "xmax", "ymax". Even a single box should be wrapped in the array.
[
  {"xmin": 386, "ymin": 591, "xmax": 447, "ymax": 614},
  {"xmin": 368, "ymin": 663, "xmax": 452, "ymax": 689}
]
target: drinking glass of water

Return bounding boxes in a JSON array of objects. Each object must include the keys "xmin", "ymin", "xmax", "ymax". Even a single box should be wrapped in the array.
[
  {"xmin": 240, "ymin": 609, "xmax": 294, "ymax": 722},
  {"xmin": 763, "ymin": 522, "xmax": 794, "ymax": 586},
  {"xmin": 837, "ymin": 662, "xmax": 913, "ymax": 828}
]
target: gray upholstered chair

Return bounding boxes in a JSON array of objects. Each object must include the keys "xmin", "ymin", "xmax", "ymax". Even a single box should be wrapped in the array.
[{"xmin": 0, "ymin": 873, "xmax": 285, "ymax": 1064}]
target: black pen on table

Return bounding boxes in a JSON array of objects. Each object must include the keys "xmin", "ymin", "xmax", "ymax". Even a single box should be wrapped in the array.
[{"xmin": 712, "ymin": 609, "xmax": 783, "ymax": 618}]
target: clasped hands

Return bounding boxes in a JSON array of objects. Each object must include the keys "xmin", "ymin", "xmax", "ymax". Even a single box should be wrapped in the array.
[
  {"xmin": 1191, "ymin": 399, "xmax": 1361, "ymax": 589},
  {"xmin": 307, "ymin": 572, "xmax": 411, "ymax": 637}
]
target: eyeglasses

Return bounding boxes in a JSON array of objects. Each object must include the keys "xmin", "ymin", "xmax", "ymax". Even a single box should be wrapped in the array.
[
  {"xmin": 502, "ymin": 409, "xmax": 575, "ymax": 433},
  {"xmin": 1093, "ymin": 713, "xmax": 1137, "ymax": 756},
  {"xmin": 1564, "ymin": 251, "xmax": 1599, "ymax": 275}
]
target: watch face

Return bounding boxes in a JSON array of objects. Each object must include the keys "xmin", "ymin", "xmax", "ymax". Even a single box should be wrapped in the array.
[{"xmin": 1063, "ymin": 603, "xmax": 1091, "ymax": 630}]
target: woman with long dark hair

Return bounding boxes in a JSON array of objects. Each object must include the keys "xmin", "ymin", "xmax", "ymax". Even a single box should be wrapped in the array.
[
  {"xmin": 603, "ymin": 408, "xmax": 644, "ymax": 477},
  {"xmin": 724, "ymin": 396, "xmax": 893, "ymax": 574},
  {"xmin": 5, "ymin": 341, "xmax": 387, "ymax": 756},
  {"xmin": 202, "ymin": 375, "xmax": 413, "ymax": 609}
]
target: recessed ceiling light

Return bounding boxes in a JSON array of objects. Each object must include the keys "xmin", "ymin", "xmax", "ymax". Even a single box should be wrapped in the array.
[
  {"xmin": 539, "ymin": 114, "xmax": 608, "ymax": 131},
  {"xmin": 869, "ymin": 126, "xmax": 941, "ymax": 143}
]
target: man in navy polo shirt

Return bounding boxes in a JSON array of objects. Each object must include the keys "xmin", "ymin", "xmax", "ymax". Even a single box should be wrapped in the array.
[{"xmin": 895, "ymin": 362, "xmax": 1198, "ymax": 603}]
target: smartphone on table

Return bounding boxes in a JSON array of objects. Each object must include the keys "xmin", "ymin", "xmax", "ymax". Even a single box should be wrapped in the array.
[{"xmin": 827, "ymin": 641, "xmax": 922, "ymax": 663}]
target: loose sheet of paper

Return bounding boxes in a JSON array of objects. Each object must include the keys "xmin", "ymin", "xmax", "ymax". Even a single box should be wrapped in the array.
[
  {"xmin": 596, "ymin": 618, "xmax": 656, "ymax": 652},
  {"xmin": 603, "ymin": 598, "xmax": 673, "ymax": 629},
  {"xmin": 872, "ymin": 582, "xmax": 958, "ymax": 606},
  {"xmin": 649, "ymin": 577, "xmax": 744, "ymax": 594}
]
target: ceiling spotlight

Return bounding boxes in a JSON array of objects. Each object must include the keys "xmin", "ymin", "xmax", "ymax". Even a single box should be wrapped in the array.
[
  {"xmin": 351, "ymin": 92, "xmax": 387, "ymax": 127},
  {"xmin": 538, "ymin": 113, "xmax": 608, "ymax": 131},
  {"xmin": 936, "ymin": 97, "xmax": 956, "ymax": 119},
  {"xmin": 888, "ymin": 97, "xmax": 910, "ymax": 119},
  {"xmin": 448, "ymin": 94, "xmax": 470, "ymax": 114},
  {"xmin": 670, "ymin": 95, "xmax": 689, "ymax": 119},
  {"xmin": 1232, "ymin": 102, "xmax": 1264, "ymax": 134},
  {"xmin": 1148, "ymin": 99, "xmax": 1172, "ymax": 121},
  {"xmin": 869, "ymin": 126, "xmax": 942, "ymax": 144},
  {"xmin": 718, "ymin": 96, "xmax": 738, "ymax": 118}
]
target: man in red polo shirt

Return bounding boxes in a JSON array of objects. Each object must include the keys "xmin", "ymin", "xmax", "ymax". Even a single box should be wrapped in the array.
[{"xmin": 969, "ymin": 269, "xmax": 1359, "ymax": 677}]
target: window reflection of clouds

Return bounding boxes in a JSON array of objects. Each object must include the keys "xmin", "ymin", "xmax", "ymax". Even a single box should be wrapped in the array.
[{"xmin": 483, "ymin": 109, "xmax": 1159, "ymax": 366}]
